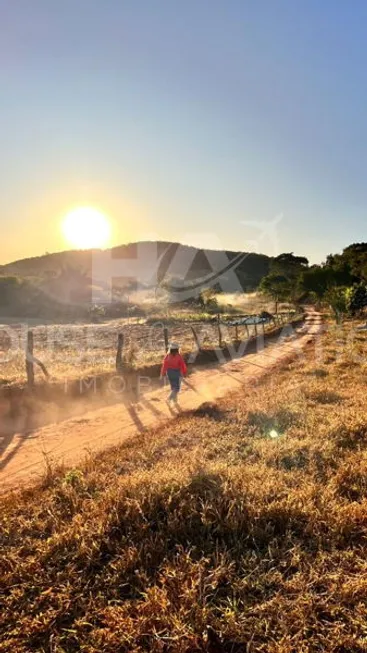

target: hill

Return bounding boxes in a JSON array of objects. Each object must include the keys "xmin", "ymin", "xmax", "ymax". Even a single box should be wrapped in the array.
[
  {"xmin": 0, "ymin": 241, "xmax": 271, "ymax": 293},
  {"xmin": 0, "ymin": 242, "xmax": 272, "ymax": 320}
]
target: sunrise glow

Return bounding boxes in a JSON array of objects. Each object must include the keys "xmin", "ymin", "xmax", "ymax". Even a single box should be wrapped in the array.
[{"xmin": 61, "ymin": 207, "xmax": 111, "ymax": 249}]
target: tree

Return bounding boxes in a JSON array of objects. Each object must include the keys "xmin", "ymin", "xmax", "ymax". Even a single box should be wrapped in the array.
[
  {"xmin": 299, "ymin": 266, "xmax": 332, "ymax": 300},
  {"xmin": 267, "ymin": 253, "xmax": 309, "ymax": 303},
  {"xmin": 300, "ymin": 265, "xmax": 353, "ymax": 301},
  {"xmin": 326, "ymin": 243, "xmax": 367, "ymax": 284},
  {"xmin": 346, "ymin": 284, "xmax": 367, "ymax": 316},
  {"xmin": 324, "ymin": 287, "xmax": 348, "ymax": 323},
  {"xmin": 259, "ymin": 274, "xmax": 291, "ymax": 313},
  {"xmin": 0, "ymin": 276, "xmax": 21, "ymax": 304},
  {"xmin": 342, "ymin": 243, "xmax": 367, "ymax": 282},
  {"xmin": 270, "ymin": 253, "xmax": 309, "ymax": 279}
]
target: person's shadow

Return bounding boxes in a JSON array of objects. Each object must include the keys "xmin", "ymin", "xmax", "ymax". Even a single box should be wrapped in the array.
[
  {"xmin": 0, "ymin": 407, "xmax": 35, "ymax": 472},
  {"xmin": 126, "ymin": 402, "xmax": 146, "ymax": 433}
]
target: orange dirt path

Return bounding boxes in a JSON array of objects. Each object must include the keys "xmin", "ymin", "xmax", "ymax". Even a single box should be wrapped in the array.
[{"xmin": 0, "ymin": 312, "xmax": 322, "ymax": 492}]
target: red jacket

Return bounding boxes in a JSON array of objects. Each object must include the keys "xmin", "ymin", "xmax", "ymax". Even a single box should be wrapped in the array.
[{"xmin": 161, "ymin": 353, "xmax": 187, "ymax": 376}]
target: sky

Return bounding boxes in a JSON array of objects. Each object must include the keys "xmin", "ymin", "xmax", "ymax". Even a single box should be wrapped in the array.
[{"xmin": 0, "ymin": 0, "xmax": 366, "ymax": 265}]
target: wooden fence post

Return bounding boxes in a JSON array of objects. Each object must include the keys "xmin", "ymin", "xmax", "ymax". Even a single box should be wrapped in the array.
[
  {"xmin": 26, "ymin": 330, "xmax": 35, "ymax": 389},
  {"xmin": 245, "ymin": 323, "xmax": 250, "ymax": 339},
  {"xmin": 235, "ymin": 324, "xmax": 239, "ymax": 342},
  {"xmin": 191, "ymin": 325, "xmax": 201, "ymax": 351},
  {"xmin": 163, "ymin": 327, "xmax": 169, "ymax": 353},
  {"xmin": 254, "ymin": 322, "xmax": 258, "ymax": 337},
  {"xmin": 116, "ymin": 333, "xmax": 124, "ymax": 372},
  {"xmin": 262, "ymin": 321, "xmax": 265, "ymax": 336},
  {"xmin": 217, "ymin": 315, "xmax": 223, "ymax": 348}
]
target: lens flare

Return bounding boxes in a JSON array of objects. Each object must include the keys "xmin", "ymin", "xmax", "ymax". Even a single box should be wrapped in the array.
[{"xmin": 269, "ymin": 429, "xmax": 279, "ymax": 439}]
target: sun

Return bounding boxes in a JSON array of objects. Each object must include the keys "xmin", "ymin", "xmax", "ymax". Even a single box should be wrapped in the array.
[{"xmin": 61, "ymin": 207, "xmax": 111, "ymax": 249}]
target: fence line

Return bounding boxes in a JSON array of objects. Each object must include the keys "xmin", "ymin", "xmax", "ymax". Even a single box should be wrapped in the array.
[{"xmin": 22, "ymin": 310, "xmax": 303, "ymax": 388}]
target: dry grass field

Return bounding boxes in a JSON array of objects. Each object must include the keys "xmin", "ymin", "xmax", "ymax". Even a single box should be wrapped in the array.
[
  {"xmin": 1, "ymin": 320, "xmax": 366, "ymax": 652},
  {"xmin": 0, "ymin": 294, "xmax": 288, "ymax": 386},
  {"xmin": 0, "ymin": 319, "xmax": 264, "ymax": 386}
]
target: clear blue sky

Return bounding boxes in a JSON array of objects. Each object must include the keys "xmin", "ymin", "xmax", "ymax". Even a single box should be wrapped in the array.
[{"xmin": 1, "ymin": 0, "xmax": 366, "ymax": 264}]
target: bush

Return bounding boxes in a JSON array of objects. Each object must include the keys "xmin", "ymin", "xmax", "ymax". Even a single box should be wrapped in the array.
[
  {"xmin": 198, "ymin": 288, "xmax": 219, "ymax": 312},
  {"xmin": 347, "ymin": 284, "xmax": 367, "ymax": 316}
]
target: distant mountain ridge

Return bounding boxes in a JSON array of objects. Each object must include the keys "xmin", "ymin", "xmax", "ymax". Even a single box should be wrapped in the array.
[{"xmin": 0, "ymin": 241, "xmax": 271, "ymax": 292}]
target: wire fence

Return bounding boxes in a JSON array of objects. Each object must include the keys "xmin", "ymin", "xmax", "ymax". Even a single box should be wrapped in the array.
[{"xmin": 0, "ymin": 311, "xmax": 303, "ymax": 387}]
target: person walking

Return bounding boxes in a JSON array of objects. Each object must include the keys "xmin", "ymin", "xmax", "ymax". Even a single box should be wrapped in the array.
[{"xmin": 160, "ymin": 342, "xmax": 187, "ymax": 403}]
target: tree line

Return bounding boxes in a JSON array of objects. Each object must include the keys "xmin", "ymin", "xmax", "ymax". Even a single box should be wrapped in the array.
[{"xmin": 259, "ymin": 243, "xmax": 367, "ymax": 321}]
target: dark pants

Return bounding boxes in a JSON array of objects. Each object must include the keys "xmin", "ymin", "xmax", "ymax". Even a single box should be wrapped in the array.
[{"xmin": 167, "ymin": 368, "xmax": 182, "ymax": 401}]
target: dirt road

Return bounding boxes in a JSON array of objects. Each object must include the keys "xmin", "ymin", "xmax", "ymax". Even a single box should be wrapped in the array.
[{"xmin": 0, "ymin": 312, "xmax": 322, "ymax": 491}]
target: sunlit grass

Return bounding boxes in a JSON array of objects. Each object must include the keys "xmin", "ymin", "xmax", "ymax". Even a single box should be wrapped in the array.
[{"xmin": 1, "ymin": 323, "xmax": 366, "ymax": 651}]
